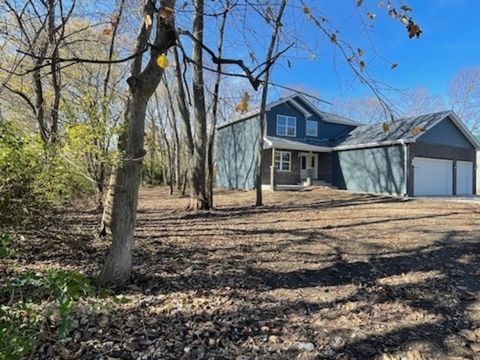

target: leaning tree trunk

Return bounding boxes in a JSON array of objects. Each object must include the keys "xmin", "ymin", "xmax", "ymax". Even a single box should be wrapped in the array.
[
  {"xmin": 97, "ymin": 0, "xmax": 176, "ymax": 286},
  {"xmin": 98, "ymin": 96, "xmax": 147, "ymax": 285}
]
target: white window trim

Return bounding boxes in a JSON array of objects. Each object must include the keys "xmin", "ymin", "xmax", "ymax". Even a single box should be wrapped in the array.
[
  {"xmin": 276, "ymin": 115, "xmax": 297, "ymax": 137},
  {"xmin": 306, "ymin": 120, "xmax": 318, "ymax": 137},
  {"xmin": 274, "ymin": 150, "xmax": 291, "ymax": 172}
]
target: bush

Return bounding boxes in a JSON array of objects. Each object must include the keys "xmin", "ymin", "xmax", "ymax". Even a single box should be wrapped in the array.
[
  {"xmin": 0, "ymin": 269, "xmax": 95, "ymax": 359},
  {"xmin": 0, "ymin": 122, "xmax": 93, "ymax": 224}
]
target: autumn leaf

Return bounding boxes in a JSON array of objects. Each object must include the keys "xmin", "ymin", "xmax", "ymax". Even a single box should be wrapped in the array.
[
  {"xmin": 411, "ymin": 127, "xmax": 423, "ymax": 135},
  {"xmin": 235, "ymin": 92, "xmax": 250, "ymax": 114},
  {"xmin": 382, "ymin": 122, "xmax": 390, "ymax": 132},
  {"xmin": 391, "ymin": 63, "xmax": 398, "ymax": 70},
  {"xmin": 359, "ymin": 60, "xmax": 365, "ymax": 72},
  {"xmin": 357, "ymin": 48, "xmax": 364, "ymax": 57},
  {"xmin": 330, "ymin": 33, "xmax": 337, "ymax": 43},
  {"xmin": 102, "ymin": 28, "xmax": 112, "ymax": 36},
  {"xmin": 303, "ymin": 6, "xmax": 311, "ymax": 15},
  {"xmin": 159, "ymin": 7, "xmax": 174, "ymax": 21},
  {"xmin": 156, "ymin": 54, "xmax": 169, "ymax": 69},
  {"xmin": 407, "ymin": 20, "xmax": 422, "ymax": 38}
]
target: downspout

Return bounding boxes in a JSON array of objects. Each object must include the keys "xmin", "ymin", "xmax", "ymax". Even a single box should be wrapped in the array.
[{"xmin": 403, "ymin": 141, "xmax": 409, "ymax": 197}]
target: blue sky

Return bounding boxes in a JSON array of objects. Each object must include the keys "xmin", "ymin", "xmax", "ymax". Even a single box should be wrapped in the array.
[{"xmin": 267, "ymin": 0, "xmax": 480, "ymax": 102}]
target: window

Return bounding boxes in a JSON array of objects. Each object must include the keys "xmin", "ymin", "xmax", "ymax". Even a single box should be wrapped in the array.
[
  {"xmin": 276, "ymin": 115, "xmax": 296, "ymax": 137},
  {"xmin": 275, "ymin": 151, "xmax": 291, "ymax": 171},
  {"xmin": 306, "ymin": 120, "xmax": 318, "ymax": 137}
]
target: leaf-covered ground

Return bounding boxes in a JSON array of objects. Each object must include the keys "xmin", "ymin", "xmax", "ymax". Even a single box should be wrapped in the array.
[{"xmin": 4, "ymin": 186, "xmax": 480, "ymax": 359}]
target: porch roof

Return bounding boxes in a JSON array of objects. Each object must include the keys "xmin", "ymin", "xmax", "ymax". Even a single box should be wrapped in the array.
[{"xmin": 264, "ymin": 136, "xmax": 332, "ymax": 152}]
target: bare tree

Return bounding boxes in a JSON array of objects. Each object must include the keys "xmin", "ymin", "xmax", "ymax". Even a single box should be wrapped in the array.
[
  {"xmin": 255, "ymin": 0, "xmax": 288, "ymax": 207},
  {"xmin": 448, "ymin": 66, "xmax": 480, "ymax": 133}
]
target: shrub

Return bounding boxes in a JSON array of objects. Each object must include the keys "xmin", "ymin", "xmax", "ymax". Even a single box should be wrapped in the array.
[
  {"xmin": 0, "ymin": 122, "xmax": 93, "ymax": 224},
  {"xmin": 0, "ymin": 269, "xmax": 95, "ymax": 359}
]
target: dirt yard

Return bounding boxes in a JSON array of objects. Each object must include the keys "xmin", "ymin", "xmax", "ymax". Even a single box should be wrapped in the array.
[{"xmin": 7, "ymin": 187, "xmax": 480, "ymax": 359}]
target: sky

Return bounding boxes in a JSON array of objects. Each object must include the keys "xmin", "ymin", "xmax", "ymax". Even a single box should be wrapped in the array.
[{"xmin": 265, "ymin": 0, "xmax": 480, "ymax": 103}]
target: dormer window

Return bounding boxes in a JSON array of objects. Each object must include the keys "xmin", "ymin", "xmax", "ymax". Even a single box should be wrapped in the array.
[
  {"xmin": 306, "ymin": 120, "xmax": 318, "ymax": 137},
  {"xmin": 276, "ymin": 115, "xmax": 296, "ymax": 137}
]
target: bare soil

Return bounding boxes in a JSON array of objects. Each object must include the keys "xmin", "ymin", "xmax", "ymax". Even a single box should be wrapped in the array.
[{"xmin": 6, "ymin": 186, "xmax": 480, "ymax": 359}]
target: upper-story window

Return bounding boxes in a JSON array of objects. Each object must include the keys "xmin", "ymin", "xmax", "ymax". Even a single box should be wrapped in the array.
[
  {"xmin": 306, "ymin": 120, "xmax": 318, "ymax": 137},
  {"xmin": 276, "ymin": 115, "xmax": 296, "ymax": 137}
]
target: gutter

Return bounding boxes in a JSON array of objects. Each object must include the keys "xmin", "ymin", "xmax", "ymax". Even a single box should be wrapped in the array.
[{"xmin": 333, "ymin": 139, "xmax": 414, "ymax": 151}]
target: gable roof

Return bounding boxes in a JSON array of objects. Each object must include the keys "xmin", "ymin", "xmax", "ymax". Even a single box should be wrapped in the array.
[
  {"xmin": 216, "ymin": 94, "xmax": 359, "ymax": 130},
  {"xmin": 334, "ymin": 110, "xmax": 480, "ymax": 150}
]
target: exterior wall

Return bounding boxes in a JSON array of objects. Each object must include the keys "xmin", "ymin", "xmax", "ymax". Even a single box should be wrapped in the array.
[
  {"xmin": 216, "ymin": 116, "xmax": 260, "ymax": 189},
  {"xmin": 406, "ymin": 142, "xmax": 476, "ymax": 196},
  {"xmin": 265, "ymin": 97, "xmax": 356, "ymax": 142},
  {"xmin": 477, "ymin": 151, "xmax": 480, "ymax": 194},
  {"xmin": 261, "ymin": 149, "xmax": 301, "ymax": 185},
  {"xmin": 418, "ymin": 117, "xmax": 472, "ymax": 148},
  {"xmin": 318, "ymin": 153, "xmax": 332, "ymax": 182},
  {"xmin": 332, "ymin": 145, "xmax": 406, "ymax": 196}
]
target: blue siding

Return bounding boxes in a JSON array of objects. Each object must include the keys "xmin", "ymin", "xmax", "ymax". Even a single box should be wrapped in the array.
[
  {"xmin": 418, "ymin": 117, "xmax": 473, "ymax": 149},
  {"xmin": 332, "ymin": 145, "xmax": 406, "ymax": 196},
  {"xmin": 266, "ymin": 97, "xmax": 355, "ymax": 143},
  {"xmin": 216, "ymin": 117, "xmax": 260, "ymax": 189}
]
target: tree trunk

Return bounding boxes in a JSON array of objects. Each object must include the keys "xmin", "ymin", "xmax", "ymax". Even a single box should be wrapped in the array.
[
  {"xmin": 206, "ymin": 1, "xmax": 229, "ymax": 208},
  {"xmin": 190, "ymin": 0, "xmax": 209, "ymax": 210},
  {"xmin": 97, "ymin": 96, "xmax": 147, "ymax": 285},
  {"xmin": 255, "ymin": 0, "xmax": 287, "ymax": 207},
  {"xmin": 97, "ymin": 0, "xmax": 176, "ymax": 286}
]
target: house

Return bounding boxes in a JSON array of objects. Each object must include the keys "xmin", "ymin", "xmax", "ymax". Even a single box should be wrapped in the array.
[{"xmin": 215, "ymin": 94, "xmax": 480, "ymax": 197}]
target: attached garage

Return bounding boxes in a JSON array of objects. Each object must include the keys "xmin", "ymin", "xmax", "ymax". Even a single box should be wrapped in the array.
[
  {"xmin": 413, "ymin": 157, "xmax": 453, "ymax": 196},
  {"xmin": 333, "ymin": 111, "xmax": 480, "ymax": 197},
  {"xmin": 456, "ymin": 161, "xmax": 473, "ymax": 195}
]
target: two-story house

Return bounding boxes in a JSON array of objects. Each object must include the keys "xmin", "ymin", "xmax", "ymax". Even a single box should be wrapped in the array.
[{"xmin": 216, "ymin": 94, "xmax": 479, "ymax": 197}]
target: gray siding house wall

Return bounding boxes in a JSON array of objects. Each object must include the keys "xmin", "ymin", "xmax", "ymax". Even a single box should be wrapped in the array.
[
  {"xmin": 216, "ymin": 116, "xmax": 260, "ymax": 189},
  {"xmin": 332, "ymin": 145, "xmax": 406, "ymax": 196}
]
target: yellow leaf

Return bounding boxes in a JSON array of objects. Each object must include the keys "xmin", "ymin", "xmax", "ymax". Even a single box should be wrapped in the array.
[
  {"xmin": 159, "ymin": 7, "xmax": 174, "ymax": 20},
  {"xmin": 382, "ymin": 122, "xmax": 390, "ymax": 132},
  {"xmin": 235, "ymin": 92, "xmax": 250, "ymax": 114},
  {"xmin": 156, "ymin": 54, "xmax": 169, "ymax": 69}
]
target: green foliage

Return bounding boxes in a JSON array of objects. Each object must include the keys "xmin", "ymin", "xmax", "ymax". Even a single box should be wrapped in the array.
[
  {"xmin": 0, "ymin": 269, "xmax": 95, "ymax": 358},
  {"xmin": 0, "ymin": 234, "xmax": 12, "ymax": 259},
  {"xmin": 0, "ymin": 304, "xmax": 41, "ymax": 360},
  {"xmin": 0, "ymin": 121, "xmax": 93, "ymax": 224}
]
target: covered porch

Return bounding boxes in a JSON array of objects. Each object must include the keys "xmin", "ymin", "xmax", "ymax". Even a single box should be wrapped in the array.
[{"xmin": 262, "ymin": 137, "xmax": 333, "ymax": 191}]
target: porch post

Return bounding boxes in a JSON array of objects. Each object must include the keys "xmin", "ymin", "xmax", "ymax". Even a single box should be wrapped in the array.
[
  {"xmin": 270, "ymin": 148, "xmax": 276, "ymax": 191},
  {"xmin": 306, "ymin": 151, "xmax": 313, "ymax": 186}
]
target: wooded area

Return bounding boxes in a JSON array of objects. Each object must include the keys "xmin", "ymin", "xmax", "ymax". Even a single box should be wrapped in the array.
[{"xmin": 1, "ymin": 0, "xmax": 479, "ymax": 358}]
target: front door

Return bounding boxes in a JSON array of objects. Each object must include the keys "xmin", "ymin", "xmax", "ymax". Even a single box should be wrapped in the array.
[{"xmin": 300, "ymin": 153, "xmax": 318, "ymax": 180}]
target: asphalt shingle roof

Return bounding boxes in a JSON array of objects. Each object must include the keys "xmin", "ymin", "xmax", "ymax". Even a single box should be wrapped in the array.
[{"xmin": 334, "ymin": 111, "xmax": 452, "ymax": 147}]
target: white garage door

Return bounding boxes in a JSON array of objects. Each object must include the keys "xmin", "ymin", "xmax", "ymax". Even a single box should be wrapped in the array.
[
  {"xmin": 414, "ymin": 157, "xmax": 453, "ymax": 196},
  {"xmin": 456, "ymin": 161, "xmax": 473, "ymax": 195}
]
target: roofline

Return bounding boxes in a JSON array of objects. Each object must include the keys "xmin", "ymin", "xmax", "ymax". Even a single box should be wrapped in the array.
[
  {"xmin": 287, "ymin": 98, "xmax": 312, "ymax": 118},
  {"xmin": 216, "ymin": 93, "xmax": 361, "ymax": 130},
  {"xmin": 333, "ymin": 139, "xmax": 414, "ymax": 151},
  {"xmin": 264, "ymin": 137, "xmax": 332, "ymax": 152},
  {"xmin": 295, "ymin": 94, "xmax": 360, "ymax": 126},
  {"xmin": 410, "ymin": 110, "xmax": 480, "ymax": 150}
]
